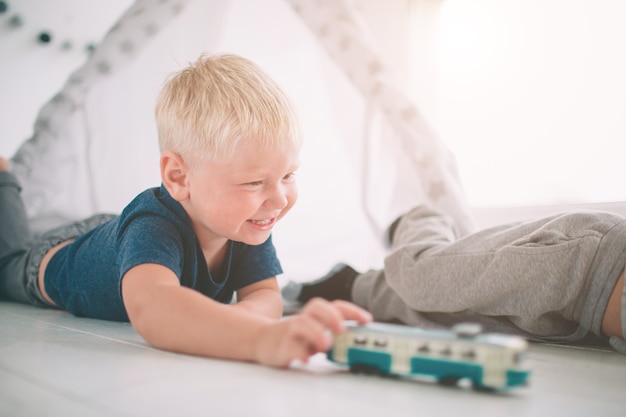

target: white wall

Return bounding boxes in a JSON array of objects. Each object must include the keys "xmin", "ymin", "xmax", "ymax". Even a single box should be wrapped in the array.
[{"xmin": 432, "ymin": 0, "xmax": 626, "ymax": 207}]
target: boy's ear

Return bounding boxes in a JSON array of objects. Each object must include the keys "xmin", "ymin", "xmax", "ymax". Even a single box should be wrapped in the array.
[{"xmin": 160, "ymin": 151, "xmax": 189, "ymax": 201}]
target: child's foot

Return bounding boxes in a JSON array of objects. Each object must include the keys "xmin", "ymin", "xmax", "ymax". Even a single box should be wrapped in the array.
[
  {"xmin": 281, "ymin": 263, "xmax": 359, "ymax": 304},
  {"xmin": 0, "ymin": 157, "xmax": 10, "ymax": 172}
]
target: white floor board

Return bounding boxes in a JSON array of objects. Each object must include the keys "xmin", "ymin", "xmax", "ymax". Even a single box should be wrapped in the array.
[{"xmin": 1, "ymin": 302, "xmax": 625, "ymax": 417}]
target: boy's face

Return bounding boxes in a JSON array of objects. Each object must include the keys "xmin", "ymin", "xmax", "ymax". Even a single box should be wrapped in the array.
[{"xmin": 183, "ymin": 139, "xmax": 300, "ymax": 247}]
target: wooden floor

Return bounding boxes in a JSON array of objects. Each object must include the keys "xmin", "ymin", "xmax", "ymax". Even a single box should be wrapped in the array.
[{"xmin": 1, "ymin": 301, "xmax": 625, "ymax": 417}]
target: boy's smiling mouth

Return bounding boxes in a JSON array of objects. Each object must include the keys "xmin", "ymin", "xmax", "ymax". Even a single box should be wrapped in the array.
[{"xmin": 248, "ymin": 218, "xmax": 276, "ymax": 229}]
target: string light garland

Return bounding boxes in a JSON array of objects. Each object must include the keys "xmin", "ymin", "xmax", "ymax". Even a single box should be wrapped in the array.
[
  {"xmin": 38, "ymin": 30, "xmax": 52, "ymax": 44},
  {"xmin": 1, "ymin": 1, "xmax": 96, "ymax": 52}
]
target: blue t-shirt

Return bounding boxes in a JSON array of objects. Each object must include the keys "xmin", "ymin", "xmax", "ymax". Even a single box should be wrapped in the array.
[{"xmin": 44, "ymin": 185, "xmax": 283, "ymax": 321}]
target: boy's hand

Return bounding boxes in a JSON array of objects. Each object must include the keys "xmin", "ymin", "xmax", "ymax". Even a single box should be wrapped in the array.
[{"xmin": 254, "ymin": 298, "xmax": 372, "ymax": 368}]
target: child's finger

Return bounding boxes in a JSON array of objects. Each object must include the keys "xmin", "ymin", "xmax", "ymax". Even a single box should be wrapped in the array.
[
  {"xmin": 301, "ymin": 298, "xmax": 347, "ymax": 334},
  {"xmin": 330, "ymin": 299, "xmax": 373, "ymax": 324},
  {"xmin": 301, "ymin": 298, "xmax": 373, "ymax": 335},
  {"xmin": 257, "ymin": 318, "xmax": 327, "ymax": 368},
  {"xmin": 283, "ymin": 313, "xmax": 333, "ymax": 354}
]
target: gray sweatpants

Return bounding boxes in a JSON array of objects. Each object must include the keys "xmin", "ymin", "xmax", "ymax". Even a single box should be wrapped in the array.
[{"xmin": 352, "ymin": 205, "xmax": 626, "ymax": 352}]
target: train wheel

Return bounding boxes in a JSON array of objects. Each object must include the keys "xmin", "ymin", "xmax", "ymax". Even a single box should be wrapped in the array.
[
  {"xmin": 438, "ymin": 377, "xmax": 460, "ymax": 387},
  {"xmin": 472, "ymin": 382, "xmax": 497, "ymax": 392},
  {"xmin": 350, "ymin": 364, "xmax": 386, "ymax": 376}
]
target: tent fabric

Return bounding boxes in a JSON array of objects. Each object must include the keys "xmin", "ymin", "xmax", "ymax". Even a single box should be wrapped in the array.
[
  {"xmin": 12, "ymin": 0, "xmax": 207, "ymax": 221},
  {"xmin": 10, "ymin": 0, "xmax": 475, "ymax": 278},
  {"xmin": 288, "ymin": 0, "xmax": 475, "ymax": 236}
]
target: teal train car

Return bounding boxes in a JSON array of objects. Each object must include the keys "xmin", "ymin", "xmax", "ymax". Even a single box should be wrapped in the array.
[{"xmin": 328, "ymin": 321, "xmax": 530, "ymax": 391}]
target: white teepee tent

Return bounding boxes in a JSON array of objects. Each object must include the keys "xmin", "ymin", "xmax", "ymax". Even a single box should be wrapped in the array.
[{"xmin": 10, "ymin": 0, "xmax": 475, "ymax": 281}]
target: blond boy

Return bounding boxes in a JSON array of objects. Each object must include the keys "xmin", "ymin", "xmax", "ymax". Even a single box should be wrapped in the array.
[{"xmin": 0, "ymin": 54, "xmax": 371, "ymax": 367}]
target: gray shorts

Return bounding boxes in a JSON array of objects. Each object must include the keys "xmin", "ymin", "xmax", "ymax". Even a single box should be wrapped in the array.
[{"xmin": 0, "ymin": 171, "xmax": 116, "ymax": 307}]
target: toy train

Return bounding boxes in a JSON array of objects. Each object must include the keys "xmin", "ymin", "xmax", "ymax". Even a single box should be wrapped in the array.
[{"xmin": 327, "ymin": 321, "xmax": 531, "ymax": 391}]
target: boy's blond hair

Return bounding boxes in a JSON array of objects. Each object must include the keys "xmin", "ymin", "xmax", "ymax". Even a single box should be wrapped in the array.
[{"xmin": 155, "ymin": 54, "xmax": 301, "ymax": 166}]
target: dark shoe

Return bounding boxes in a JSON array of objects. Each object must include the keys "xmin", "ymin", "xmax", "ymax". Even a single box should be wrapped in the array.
[{"xmin": 284, "ymin": 263, "xmax": 359, "ymax": 304}]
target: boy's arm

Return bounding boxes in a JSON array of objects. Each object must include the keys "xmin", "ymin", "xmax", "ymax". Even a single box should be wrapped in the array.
[
  {"xmin": 235, "ymin": 278, "xmax": 283, "ymax": 319},
  {"xmin": 122, "ymin": 263, "xmax": 371, "ymax": 367}
]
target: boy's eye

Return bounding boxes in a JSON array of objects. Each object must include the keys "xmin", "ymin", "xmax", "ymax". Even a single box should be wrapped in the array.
[{"xmin": 241, "ymin": 172, "xmax": 297, "ymax": 187}]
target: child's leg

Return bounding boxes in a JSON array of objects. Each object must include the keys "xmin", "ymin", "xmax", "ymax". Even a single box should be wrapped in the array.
[
  {"xmin": 605, "ymin": 272, "xmax": 626, "ymax": 354},
  {"xmin": 381, "ymin": 206, "xmax": 626, "ymax": 341},
  {"xmin": 0, "ymin": 161, "xmax": 30, "ymax": 252},
  {"xmin": 388, "ymin": 205, "xmax": 460, "ymax": 250},
  {"xmin": 285, "ymin": 204, "xmax": 626, "ymax": 350},
  {"xmin": 350, "ymin": 205, "xmax": 463, "ymax": 320},
  {"xmin": 282, "ymin": 206, "xmax": 460, "ymax": 305},
  {"xmin": 621, "ymin": 275, "xmax": 626, "ymax": 340},
  {"xmin": 0, "ymin": 161, "xmax": 43, "ymax": 305},
  {"xmin": 602, "ymin": 271, "xmax": 624, "ymax": 338}
]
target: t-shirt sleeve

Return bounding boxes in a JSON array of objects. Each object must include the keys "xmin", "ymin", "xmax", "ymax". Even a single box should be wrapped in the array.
[{"xmin": 117, "ymin": 214, "xmax": 185, "ymax": 280}]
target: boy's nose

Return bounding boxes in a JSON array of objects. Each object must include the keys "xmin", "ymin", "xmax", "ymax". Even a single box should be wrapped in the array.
[{"xmin": 266, "ymin": 185, "xmax": 289, "ymax": 209}]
